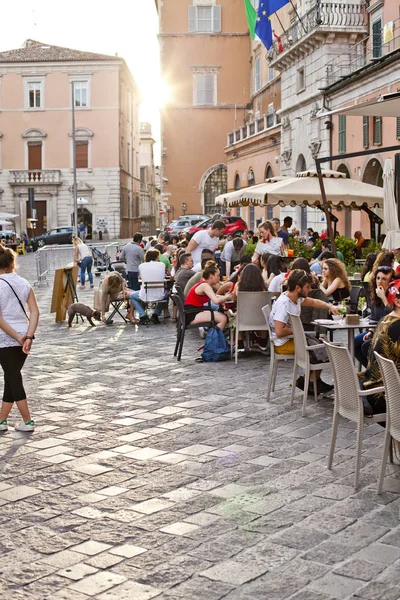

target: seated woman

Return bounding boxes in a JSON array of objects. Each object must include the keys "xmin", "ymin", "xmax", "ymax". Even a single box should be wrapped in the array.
[
  {"xmin": 372, "ymin": 251, "xmax": 395, "ymax": 272},
  {"xmin": 264, "ymin": 255, "xmax": 286, "ymax": 289},
  {"xmin": 260, "ymin": 252, "xmax": 272, "ymax": 285},
  {"xmin": 252, "ymin": 220, "xmax": 283, "ymax": 265},
  {"xmin": 184, "ymin": 261, "xmax": 233, "ymax": 330},
  {"xmin": 355, "ymin": 265, "xmax": 393, "ymax": 368},
  {"xmin": 361, "ymin": 278, "xmax": 400, "ymax": 418},
  {"xmin": 233, "ymin": 263, "xmax": 268, "ymax": 352},
  {"xmin": 360, "ymin": 252, "xmax": 378, "ymax": 283},
  {"xmin": 101, "ymin": 272, "xmax": 132, "ymax": 324},
  {"xmin": 320, "ymin": 258, "xmax": 350, "ymax": 302}
]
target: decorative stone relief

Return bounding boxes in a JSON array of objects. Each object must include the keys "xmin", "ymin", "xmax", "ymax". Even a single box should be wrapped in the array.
[
  {"xmin": 281, "ymin": 149, "xmax": 292, "ymax": 165},
  {"xmin": 282, "ymin": 115, "xmax": 290, "ymax": 129},
  {"xmin": 309, "ymin": 141, "xmax": 322, "ymax": 158}
]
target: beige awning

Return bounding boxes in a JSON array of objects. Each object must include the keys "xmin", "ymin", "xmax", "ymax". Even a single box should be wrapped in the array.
[
  {"xmin": 321, "ymin": 92, "xmax": 400, "ymax": 118},
  {"xmin": 216, "ymin": 170, "xmax": 383, "ymax": 210},
  {"xmin": 215, "ymin": 177, "xmax": 286, "ymax": 207}
]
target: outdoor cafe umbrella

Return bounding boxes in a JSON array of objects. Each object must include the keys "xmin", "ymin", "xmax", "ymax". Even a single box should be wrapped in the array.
[
  {"xmin": 215, "ymin": 177, "xmax": 286, "ymax": 207},
  {"xmin": 382, "ymin": 158, "xmax": 400, "ymax": 250},
  {"xmin": 216, "ymin": 170, "xmax": 384, "ymax": 210}
]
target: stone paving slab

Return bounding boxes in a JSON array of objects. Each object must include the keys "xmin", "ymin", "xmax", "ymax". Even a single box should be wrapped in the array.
[{"xmin": 0, "ymin": 253, "xmax": 399, "ymax": 599}]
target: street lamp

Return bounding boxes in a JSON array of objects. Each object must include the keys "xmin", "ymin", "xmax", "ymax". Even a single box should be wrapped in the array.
[{"xmin": 181, "ymin": 202, "xmax": 187, "ymax": 216}]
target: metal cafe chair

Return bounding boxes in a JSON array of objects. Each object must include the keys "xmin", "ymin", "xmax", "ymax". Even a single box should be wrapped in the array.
[
  {"xmin": 171, "ymin": 286, "xmax": 214, "ymax": 361},
  {"xmin": 374, "ymin": 352, "xmax": 400, "ymax": 494},
  {"xmin": 262, "ymin": 304, "xmax": 295, "ymax": 402},
  {"xmin": 324, "ymin": 341, "xmax": 386, "ymax": 490}
]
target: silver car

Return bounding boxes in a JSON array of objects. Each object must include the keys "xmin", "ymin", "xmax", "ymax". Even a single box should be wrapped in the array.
[{"xmin": 165, "ymin": 215, "xmax": 208, "ymax": 237}]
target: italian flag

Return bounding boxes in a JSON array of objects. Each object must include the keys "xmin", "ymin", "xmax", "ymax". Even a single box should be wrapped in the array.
[{"xmin": 244, "ymin": 0, "xmax": 257, "ymax": 40}]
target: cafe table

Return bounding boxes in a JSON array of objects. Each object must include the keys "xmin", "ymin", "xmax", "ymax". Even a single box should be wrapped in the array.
[{"xmin": 311, "ymin": 318, "xmax": 377, "ymax": 361}]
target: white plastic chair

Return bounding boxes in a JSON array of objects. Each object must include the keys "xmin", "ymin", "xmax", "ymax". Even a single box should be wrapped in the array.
[
  {"xmin": 262, "ymin": 304, "xmax": 294, "ymax": 402},
  {"xmin": 374, "ymin": 352, "xmax": 400, "ymax": 494},
  {"xmin": 324, "ymin": 341, "xmax": 386, "ymax": 490},
  {"xmin": 290, "ymin": 314, "xmax": 332, "ymax": 416},
  {"xmin": 231, "ymin": 291, "xmax": 271, "ymax": 364}
]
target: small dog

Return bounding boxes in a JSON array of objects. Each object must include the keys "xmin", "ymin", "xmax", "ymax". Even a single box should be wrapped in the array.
[{"xmin": 67, "ymin": 303, "xmax": 102, "ymax": 327}]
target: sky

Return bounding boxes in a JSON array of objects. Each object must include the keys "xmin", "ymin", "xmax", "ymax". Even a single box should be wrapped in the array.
[{"xmin": 0, "ymin": 0, "xmax": 161, "ymax": 160}]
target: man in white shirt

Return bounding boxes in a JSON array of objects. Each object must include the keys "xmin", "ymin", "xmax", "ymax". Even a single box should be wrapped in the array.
[
  {"xmin": 270, "ymin": 269, "xmax": 337, "ymax": 394},
  {"xmin": 220, "ymin": 237, "xmax": 247, "ymax": 278},
  {"xmin": 187, "ymin": 220, "xmax": 225, "ymax": 264},
  {"xmin": 129, "ymin": 249, "xmax": 167, "ymax": 325}
]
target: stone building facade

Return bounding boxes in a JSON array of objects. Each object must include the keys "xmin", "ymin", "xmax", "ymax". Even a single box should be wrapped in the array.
[{"xmin": 0, "ymin": 39, "xmax": 142, "ymax": 239}]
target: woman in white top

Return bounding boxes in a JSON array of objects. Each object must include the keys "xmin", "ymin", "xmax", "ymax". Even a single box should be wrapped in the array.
[
  {"xmin": 0, "ymin": 247, "xmax": 39, "ymax": 432},
  {"xmin": 252, "ymin": 220, "xmax": 283, "ymax": 265},
  {"xmin": 73, "ymin": 237, "xmax": 93, "ymax": 289}
]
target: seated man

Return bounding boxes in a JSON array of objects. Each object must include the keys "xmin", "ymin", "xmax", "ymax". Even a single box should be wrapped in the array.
[
  {"xmin": 155, "ymin": 243, "xmax": 172, "ymax": 274},
  {"xmin": 193, "ymin": 249, "xmax": 214, "ymax": 273},
  {"xmin": 175, "ymin": 253, "xmax": 195, "ymax": 291},
  {"xmin": 310, "ymin": 250, "xmax": 334, "ymax": 275},
  {"xmin": 269, "ymin": 269, "xmax": 338, "ymax": 394},
  {"xmin": 130, "ymin": 249, "xmax": 168, "ymax": 325}
]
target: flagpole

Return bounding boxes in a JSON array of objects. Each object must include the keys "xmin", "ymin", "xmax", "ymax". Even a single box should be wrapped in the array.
[
  {"xmin": 273, "ymin": 11, "xmax": 288, "ymax": 38},
  {"xmin": 289, "ymin": 0, "xmax": 307, "ymax": 34}
]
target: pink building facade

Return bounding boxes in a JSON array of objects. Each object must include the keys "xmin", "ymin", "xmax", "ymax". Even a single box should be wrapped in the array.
[{"xmin": 0, "ymin": 40, "xmax": 142, "ymax": 239}]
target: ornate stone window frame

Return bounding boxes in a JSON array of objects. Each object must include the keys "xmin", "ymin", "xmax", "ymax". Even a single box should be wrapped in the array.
[
  {"xmin": 22, "ymin": 128, "xmax": 47, "ymax": 170},
  {"xmin": 69, "ymin": 74, "xmax": 92, "ymax": 110},
  {"xmin": 68, "ymin": 128, "xmax": 94, "ymax": 171},
  {"xmin": 23, "ymin": 75, "xmax": 46, "ymax": 111},
  {"xmin": 191, "ymin": 66, "xmax": 219, "ymax": 106}
]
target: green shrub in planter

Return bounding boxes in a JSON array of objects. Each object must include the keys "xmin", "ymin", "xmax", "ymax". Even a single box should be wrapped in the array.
[
  {"xmin": 245, "ymin": 243, "xmax": 257, "ymax": 257},
  {"xmin": 335, "ymin": 236, "xmax": 356, "ymax": 266}
]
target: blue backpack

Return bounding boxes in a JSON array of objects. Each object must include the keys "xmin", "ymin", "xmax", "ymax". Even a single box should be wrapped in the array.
[{"xmin": 202, "ymin": 326, "xmax": 231, "ymax": 362}]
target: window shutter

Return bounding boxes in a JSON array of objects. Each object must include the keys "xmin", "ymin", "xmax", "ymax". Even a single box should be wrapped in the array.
[
  {"xmin": 75, "ymin": 141, "xmax": 88, "ymax": 169},
  {"xmin": 188, "ymin": 5, "xmax": 197, "ymax": 33},
  {"xmin": 212, "ymin": 5, "xmax": 221, "ymax": 32},
  {"xmin": 338, "ymin": 115, "xmax": 346, "ymax": 154},
  {"xmin": 396, "ymin": 116, "xmax": 400, "ymax": 140},
  {"xmin": 374, "ymin": 116, "xmax": 382, "ymax": 145},
  {"xmin": 362, "ymin": 116, "xmax": 369, "ymax": 148},
  {"xmin": 196, "ymin": 75, "xmax": 204, "ymax": 105},
  {"xmin": 372, "ymin": 19, "xmax": 382, "ymax": 58},
  {"xmin": 204, "ymin": 75, "xmax": 214, "ymax": 105}
]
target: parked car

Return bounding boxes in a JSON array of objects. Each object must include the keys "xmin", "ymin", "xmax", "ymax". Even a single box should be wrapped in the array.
[
  {"xmin": 187, "ymin": 216, "xmax": 248, "ymax": 236},
  {"xmin": 165, "ymin": 214, "xmax": 209, "ymax": 236},
  {"xmin": 34, "ymin": 226, "xmax": 74, "ymax": 247},
  {"xmin": 0, "ymin": 231, "xmax": 17, "ymax": 239}
]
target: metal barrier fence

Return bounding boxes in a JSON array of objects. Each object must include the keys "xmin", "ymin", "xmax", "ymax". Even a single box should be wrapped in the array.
[{"xmin": 34, "ymin": 242, "xmax": 122, "ymax": 286}]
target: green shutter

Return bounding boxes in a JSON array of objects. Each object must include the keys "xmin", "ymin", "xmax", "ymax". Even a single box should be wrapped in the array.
[
  {"xmin": 397, "ymin": 117, "xmax": 400, "ymax": 140},
  {"xmin": 374, "ymin": 116, "xmax": 382, "ymax": 146},
  {"xmin": 363, "ymin": 116, "xmax": 369, "ymax": 148},
  {"xmin": 338, "ymin": 115, "xmax": 346, "ymax": 154}
]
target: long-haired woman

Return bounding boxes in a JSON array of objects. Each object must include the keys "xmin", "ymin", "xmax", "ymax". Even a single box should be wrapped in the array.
[
  {"xmin": 184, "ymin": 261, "xmax": 233, "ymax": 329},
  {"xmin": 252, "ymin": 220, "xmax": 283, "ymax": 265},
  {"xmin": 360, "ymin": 252, "xmax": 378, "ymax": 282},
  {"xmin": 320, "ymin": 258, "xmax": 350, "ymax": 302},
  {"xmin": 73, "ymin": 236, "xmax": 93, "ymax": 289},
  {"xmin": 235, "ymin": 263, "xmax": 267, "ymax": 352},
  {"xmin": 0, "ymin": 247, "xmax": 39, "ymax": 431}
]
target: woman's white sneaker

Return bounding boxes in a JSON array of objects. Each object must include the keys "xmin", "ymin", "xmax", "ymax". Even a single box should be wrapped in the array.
[
  {"xmin": 15, "ymin": 420, "xmax": 35, "ymax": 432},
  {"xmin": 0, "ymin": 420, "xmax": 8, "ymax": 431}
]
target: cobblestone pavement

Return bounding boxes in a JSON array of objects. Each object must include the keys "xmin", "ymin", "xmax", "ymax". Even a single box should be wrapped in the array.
[{"xmin": 1, "ymin": 254, "xmax": 400, "ymax": 600}]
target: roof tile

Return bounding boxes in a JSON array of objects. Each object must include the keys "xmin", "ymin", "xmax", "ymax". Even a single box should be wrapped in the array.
[{"xmin": 0, "ymin": 39, "xmax": 120, "ymax": 63}]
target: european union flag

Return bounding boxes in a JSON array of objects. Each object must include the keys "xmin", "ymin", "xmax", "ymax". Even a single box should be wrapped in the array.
[
  {"xmin": 255, "ymin": 1, "xmax": 273, "ymax": 50},
  {"xmin": 268, "ymin": 0, "xmax": 290, "ymax": 14}
]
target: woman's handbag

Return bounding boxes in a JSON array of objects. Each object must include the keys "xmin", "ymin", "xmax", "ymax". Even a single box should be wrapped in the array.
[{"xmin": 93, "ymin": 281, "xmax": 103, "ymax": 312}]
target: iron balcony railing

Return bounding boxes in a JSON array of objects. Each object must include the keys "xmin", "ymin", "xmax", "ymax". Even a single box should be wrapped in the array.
[
  {"xmin": 269, "ymin": 2, "xmax": 366, "ymax": 61},
  {"xmin": 227, "ymin": 112, "xmax": 280, "ymax": 147},
  {"xmin": 324, "ymin": 18, "xmax": 400, "ymax": 87},
  {"xmin": 9, "ymin": 170, "xmax": 62, "ymax": 185}
]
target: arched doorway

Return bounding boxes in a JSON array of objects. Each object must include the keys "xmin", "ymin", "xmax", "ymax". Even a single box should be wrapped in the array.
[
  {"xmin": 296, "ymin": 154, "xmax": 307, "ymax": 232},
  {"xmin": 265, "ymin": 165, "xmax": 273, "ymax": 180},
  {"xmin": 234, "ymin": 173, "xmax": 240, "ymax": 190},
  {"xmin": 362, "ymin": 159, "xmax": 383, "ymax": 187},
  {"xmin": 202, "ymin": 165, "xmax": 227, "ymax": 215},
  {"xmin": 337, "ymin": 164, "xmax": 350, "ymax": 178},
  {"xmin": 233, "ymin": 173, "xmax": 241, "ymax": 217},
  {"xmin": 248, "ymin": 169, "xmax": 255, "ymax": 228}
]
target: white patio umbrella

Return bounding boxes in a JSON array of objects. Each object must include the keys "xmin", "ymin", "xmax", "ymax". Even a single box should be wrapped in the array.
[
  {"xmin": 215, "ymin": 177, "xmax": 286, "ymax": 207},
  {"xmin": 216, "ymin": 170, "xmax": 383, "ymax": 210},
  {"xmin": 0, "ymin": 213, "xmax": 18, "ymax": 220},
  {"xmin": 382, "ymin": 159, "xmax": 400, "ymax": 250}
]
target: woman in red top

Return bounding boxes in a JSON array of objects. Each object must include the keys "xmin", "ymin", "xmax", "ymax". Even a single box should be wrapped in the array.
[{"xmin": 184, "ymin": 261, "xmax": 233, "ymax": 329}]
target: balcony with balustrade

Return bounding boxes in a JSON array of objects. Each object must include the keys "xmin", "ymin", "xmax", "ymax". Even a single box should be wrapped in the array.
[
  {"xmin": 269, "ymin": 2, "xmax": 367, "ymax": 68},
  {"xmin": 323, "ymin": 18, "xmax": 400, "ymax": 89},
  {"xmin": 9, "ymin": 170, "xmax": 62, "ymax": 186},
  {"xmin": 226, "ymin": 112, "xmax": 280, "ymax": 148}
]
